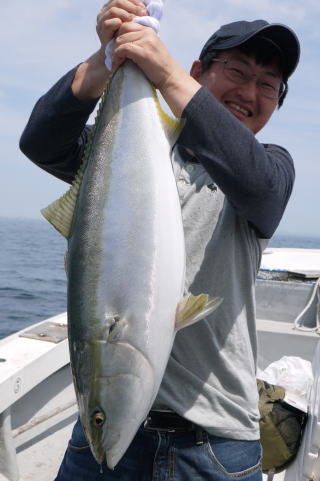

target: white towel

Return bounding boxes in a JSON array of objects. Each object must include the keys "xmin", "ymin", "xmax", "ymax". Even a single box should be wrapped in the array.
[{"xmin": 105, "ymin": 0, "xmax": 164, "ymax": 70}]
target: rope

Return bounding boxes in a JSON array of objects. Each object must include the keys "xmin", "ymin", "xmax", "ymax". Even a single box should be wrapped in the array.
[
  {"xmin": 293, "ymin": 278, "xmax": 320, "ymax": 333},
  {"xmin": 267, "ymin": 469, "xmax": 275, "ymax": 481},
  {"xmin": 105, "ymin": 0, "xmax": 165, "ymax": 70}
]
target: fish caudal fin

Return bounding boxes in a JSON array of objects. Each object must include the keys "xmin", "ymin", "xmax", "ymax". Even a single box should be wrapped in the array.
[{"xmin": 175, "ymin": 294, "xmax": 223, "ymax": 331}]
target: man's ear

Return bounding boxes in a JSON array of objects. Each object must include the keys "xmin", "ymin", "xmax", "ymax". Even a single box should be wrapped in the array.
[{"xmin": 190, "ymin": 60, "xmax": 202, "ymax": 81}]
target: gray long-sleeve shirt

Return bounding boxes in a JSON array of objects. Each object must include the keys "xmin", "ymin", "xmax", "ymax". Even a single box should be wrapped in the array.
[
  {"xmin": 20, "ymin": 66, "xmax": 295, "ymax": 439},
  {"xmin": 20, "ymin": 67, "xmax": 294, "ymax": 240}
]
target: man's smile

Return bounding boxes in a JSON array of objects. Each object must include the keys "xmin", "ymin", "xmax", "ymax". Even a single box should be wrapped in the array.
[{"xmin": 225, "ymin": 101, "xmax": 252, "ymax": 118}]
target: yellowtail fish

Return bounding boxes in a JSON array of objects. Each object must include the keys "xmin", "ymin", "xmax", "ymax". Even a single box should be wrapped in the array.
[{"xmin": 42, "ymin": 60, "xmax": 222, "ymax": 469}]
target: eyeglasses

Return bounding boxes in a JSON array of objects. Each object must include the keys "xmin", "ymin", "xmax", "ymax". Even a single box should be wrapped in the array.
[{"xmin": 211, "ymin": 57, "xmax": 285, "ymax": 100}]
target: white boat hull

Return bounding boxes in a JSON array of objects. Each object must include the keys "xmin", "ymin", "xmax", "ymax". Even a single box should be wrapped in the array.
[{"xmin": 1, "ymin": 248, "xmax": 320, "ymax": 480}]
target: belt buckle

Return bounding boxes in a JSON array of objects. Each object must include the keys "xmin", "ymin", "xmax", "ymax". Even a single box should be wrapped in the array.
[{"xmin": 143, "ymin": 416, "xmax": 176, "ymax": 432}]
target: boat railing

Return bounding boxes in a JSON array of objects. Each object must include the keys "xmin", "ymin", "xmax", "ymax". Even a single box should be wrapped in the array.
[{"xmin": 0, "ymin": 313, "xmax": 71, "ymax": 481}]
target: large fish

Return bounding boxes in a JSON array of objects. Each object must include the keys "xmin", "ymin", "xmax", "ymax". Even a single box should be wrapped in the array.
[{"xmin": 42, "ymin": 60, "xmax": 222, "ymax": 469}]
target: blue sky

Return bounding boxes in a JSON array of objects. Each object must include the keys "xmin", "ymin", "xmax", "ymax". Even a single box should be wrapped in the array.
[{"xmin": 1, "ymin": 0, "xmax": 319, "ymax": 236}]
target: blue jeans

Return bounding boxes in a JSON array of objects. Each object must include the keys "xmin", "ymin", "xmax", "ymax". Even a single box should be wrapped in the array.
[{"xmin": 54, "ymin": 417, "xmax": 262, "ymax": 480}]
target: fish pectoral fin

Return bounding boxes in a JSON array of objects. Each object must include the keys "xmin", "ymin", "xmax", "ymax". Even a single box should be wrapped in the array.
[{"xmin": 175, "ymin": 294, "xmax": 223, "ymax": 331}]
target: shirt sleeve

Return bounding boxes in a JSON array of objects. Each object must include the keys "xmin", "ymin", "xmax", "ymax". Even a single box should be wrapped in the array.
[
  {"xmin": 178, "ymin": 87, "xmax": 295, "ymax": 239},
  {"xmin": 20, "ymin": 71, "xmax": 294, "ymax": 239},
  {"xmin": 19, "ymin": 66, "xmax": 98, "ymax": 184}
]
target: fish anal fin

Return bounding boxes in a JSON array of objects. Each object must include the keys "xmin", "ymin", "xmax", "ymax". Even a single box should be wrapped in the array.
[
  {"xmin": 41, "ymin": 157, "xmax": 88, "ymax": 239},
  {"xmin": 175, "ymin": 294, "xmax": 223, "ymax": 331},
  {"xmin": 40, "ymin": 83, "xmax": 109, "ymax": 239},
  {"xmin": 41, "ymin": 193, "xmax": 74, "ymax": 239}
]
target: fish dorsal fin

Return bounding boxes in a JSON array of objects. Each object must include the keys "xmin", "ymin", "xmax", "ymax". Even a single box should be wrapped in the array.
[
  {"xmin": 175, "ymin": 294, "xmax": 223, "ymax": 331},
  {"xmin": 40, "ymin": 84, "xmax": 111, "ymax": 239},
  {"xmin": 41, "ymin": 159, "xmax": 87, "ymax": 239},
  {"xmin": 153, "ymin": 90, "xmax": 184, "ymax": 145}
]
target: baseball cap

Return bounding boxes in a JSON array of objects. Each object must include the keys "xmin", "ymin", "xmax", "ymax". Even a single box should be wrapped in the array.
[{"xmin": 199, "ymin": 20, "xmax": 300, "ymax": 79}]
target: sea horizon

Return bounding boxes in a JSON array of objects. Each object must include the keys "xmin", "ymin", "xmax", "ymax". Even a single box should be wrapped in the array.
[
  {"xmin": 1, "ymin": 216, "xmax": 320, "ymax": 340},
  {"xmin": 2, "ymin": 215, "xmax": 320, "ymax": 241}
]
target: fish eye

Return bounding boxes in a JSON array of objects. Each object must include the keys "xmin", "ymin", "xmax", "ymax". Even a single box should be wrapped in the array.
[{"xmin": 92, "ymin": 412, "xmax": 106, "ymax": 427}]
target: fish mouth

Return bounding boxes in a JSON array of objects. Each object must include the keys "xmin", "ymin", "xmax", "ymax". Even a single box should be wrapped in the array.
[
  {"xmin": 90, "ymin": 442, "xmax": 106, "ymax": 466},
  {"xmin": 79, "ymin": 342, "xmax": 155, "ymax": 468},
  {"xmin": 105, "ymin": 451, "xmax": 122, "ymax": 470}
]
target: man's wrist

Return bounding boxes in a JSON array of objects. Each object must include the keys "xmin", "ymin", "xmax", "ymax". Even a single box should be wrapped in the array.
[
  {"xmin": 159, "ymin": 67, "xmax": 201, "ymax": 118},
  {"xmin": 72, "ymin": 49, "xmax": 111, "ymax": 101}
]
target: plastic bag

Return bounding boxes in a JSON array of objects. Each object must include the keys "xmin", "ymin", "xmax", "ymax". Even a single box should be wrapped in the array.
[{"xmin": 258, "ymin": 356, "xmax": 313, "ymax": 413}]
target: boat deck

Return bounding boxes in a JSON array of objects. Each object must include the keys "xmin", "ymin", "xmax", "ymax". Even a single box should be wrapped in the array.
[
  {"xmin": 13, "ymin": 403, "xmax": 77, "ymax": 481},
  {"xmin": 1, "ymin": 247, "xmax": 320, "ymax": 480}
]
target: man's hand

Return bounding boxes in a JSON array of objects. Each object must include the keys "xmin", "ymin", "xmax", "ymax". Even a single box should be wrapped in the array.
[
  {"xmin": 97, "ymin": 0, "xmax": 147, "ymax": 48},
  {"xmin": 112, "ymin": 21, "xmax": 173, "ymax": 87},
  {"xmin": 113, "ymin": 21, "xmax": 201, "ymax": 117},
  {"xmin": 72, "ymin": 0, "xmax": 201, "ymax": 116},
  {"xmin": 72, "ymin": 0, "xmax": 147, "ymax": 100}
]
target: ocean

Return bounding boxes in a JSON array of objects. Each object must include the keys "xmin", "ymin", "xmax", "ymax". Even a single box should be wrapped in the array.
[
  {"xmin": 0, "ymin": 217, "xmax": 67, "ymax": 339},
  {"xmin": 1, "ymin": 216, "xmax": 320, "ymax": 340}
]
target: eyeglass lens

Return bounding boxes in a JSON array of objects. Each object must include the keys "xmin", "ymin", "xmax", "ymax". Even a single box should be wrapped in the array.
[{"xmin": 215, "ymin": 58, "xmax": 284, "ymax": 99}]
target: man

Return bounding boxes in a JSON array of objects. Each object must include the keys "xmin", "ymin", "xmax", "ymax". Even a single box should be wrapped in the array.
[{"xmin": 20, "ymin": 1, "xmax": 300, "ymax": 480}]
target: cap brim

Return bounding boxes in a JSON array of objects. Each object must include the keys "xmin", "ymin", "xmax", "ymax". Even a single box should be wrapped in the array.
[{"xmin": 201, "ymin": 23, "xmax": 300, "ymax": 79}]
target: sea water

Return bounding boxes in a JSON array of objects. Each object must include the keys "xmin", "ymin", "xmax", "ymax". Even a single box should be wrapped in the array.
[
  {"xmin": 1, "ymin": 217, "xmax": 320, "ymax": 339},
  {"xmin": 0, "ymin": 217, "xmax": 67, "ymax": 338}
]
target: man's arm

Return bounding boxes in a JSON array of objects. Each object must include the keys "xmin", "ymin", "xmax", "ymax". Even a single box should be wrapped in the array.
[
  {"xmin": 112, "ymin": 21, "xmax": 295, "ymax": 239},
  {"xmin": 178, "ymin": 88, "xmax": 295, "ymax": 239},
  {"xmin": 20, "ymin": 0, "xmax": 148, "ymax": 182},
  {"xmin": 20, "ymin": 0, "xmax": 294, "ymax": 238},
  {"xmin": 19, "ymin": 67, "xmax": 98, "ymax": 184}
]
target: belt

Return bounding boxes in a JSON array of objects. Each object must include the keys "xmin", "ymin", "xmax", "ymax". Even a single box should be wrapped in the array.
[{"xmin": 143, "ymin": 411, "xmax": 206, "ymax": 445}]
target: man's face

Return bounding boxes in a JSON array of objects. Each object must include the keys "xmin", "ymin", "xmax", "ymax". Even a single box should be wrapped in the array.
[{"xmin": 191, "ymin": 47, "xmax": 281, "ymax": 134}]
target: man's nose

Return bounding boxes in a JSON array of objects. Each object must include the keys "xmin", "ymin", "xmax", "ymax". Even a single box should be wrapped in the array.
[{"xmin": 235, "ymin": 78, "xmax": 258, "ymax": 100}]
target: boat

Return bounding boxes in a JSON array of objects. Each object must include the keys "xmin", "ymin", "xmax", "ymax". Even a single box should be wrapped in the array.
[{"xmin": 0, "ymin": 247, "xmax": 319, "ymax": 481}]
